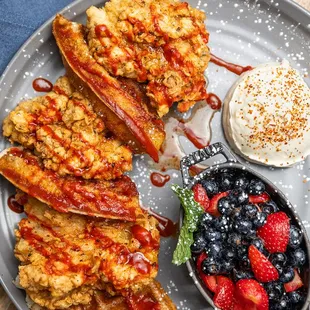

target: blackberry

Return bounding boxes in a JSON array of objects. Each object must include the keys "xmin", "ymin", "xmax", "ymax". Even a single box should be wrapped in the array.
[
  {"xmin": 218, "ymin": 197, "xmax": 235, "ymax": 216},
  {"xmin": 218, "ymin": 173, "xmax": 234, "ymax": 191},
  {"xmin": 233, "ymin": 218, "xmax": 253, "ymax": 235},
  {"xmin": 234, "ymin": 174, "xmax": 250, "ymax": 189},
  {"xmin": 201, "ymin": 257, "xmax": 222, "ymax": 275},
  {"xmin": 214, "ymin": 216, "xmax": 230, "ymax": 233},
  {"xmin": 229, "ymin": 188, "xmax": 249, "ymax": 205},
  {"xmin": 264, "ymin": 281, "xmax": 284, "ymax": 301},
  {"xmin": 242, "ymin": 204, "xmax": 258, "ymax": 219},
  {"xmin": 204, "ymin": 228, "xmax": 222, "ymax": 242}
]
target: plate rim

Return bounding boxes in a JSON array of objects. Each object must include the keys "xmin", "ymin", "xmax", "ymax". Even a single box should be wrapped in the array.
[{"xmin": 0, "ymin": 0, "xmax": 309, "ymax": 309}]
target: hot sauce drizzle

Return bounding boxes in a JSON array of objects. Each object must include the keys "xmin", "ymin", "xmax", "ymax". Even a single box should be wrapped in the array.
[
  {"xmin": 210, "ymin": 53, "xmax": 253, "ymax": 75},
  {"xmin": 32, "ymin": 78, "xmax": 53, "ymax": 92},
  {"xmin": 150, "ymin": 172, "xmax": 170, "ymax": 187},
  {"xmin": 148, "ymin": 209, "xmax": 178, "ymax": 238},
  {"xmin": 7, "ymin": 195, "xmax": 24, "ymax": 214}
]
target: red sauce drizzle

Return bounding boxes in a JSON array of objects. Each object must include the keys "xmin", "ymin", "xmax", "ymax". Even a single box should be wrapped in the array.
[
  {"xmin": 150, "ymin": 172, "xmax": 170, "ymax": 187},
  {"xmin": 207, "ymin": 93, "xmax": 222, "ymax": 110},
  {"xmin": 7, "ymin": 195, "xmax": 24, "ymax": 214},
  {"xmin": 131, "ymin": 225, "xmax": 159, "ymax": 249},
  {"xmin": 148, "ymin": 209, "xmax": 177, "ymax": 238},
  {"xmin": 210, "ymin": 53, "xmax": 253, "ymax": 75},
  {"xmin": 126, "ymin": 291, "xmax": 160, "ymax": 310},
  {"xmin": 128, "ymin": 252, "xmax": 151, "ymax": 274},
  {"xmin": 179, "ymin": 122, "xmax": 209, "ymax": 149},
  {"xmin": 32, "ymin": 78, "xmax": 53, "ymax": 92}
]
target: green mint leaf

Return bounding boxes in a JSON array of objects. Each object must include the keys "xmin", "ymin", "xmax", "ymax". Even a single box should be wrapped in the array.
[{"xmin": 171, "ymin": 184, "xmax": 204, "ymax": 265}]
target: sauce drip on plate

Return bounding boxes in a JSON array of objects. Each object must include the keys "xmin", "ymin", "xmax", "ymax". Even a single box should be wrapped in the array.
[
  {"xmin": 32, "ymin": 78, "xmax": 53, "ymax": 92},
  {"xmin": 7, "ymin": 195, "xmax": 24, "ymax": 214},
  {"xmin": 150, "ymin": 172, "xmax": 170, "ymax": 187},
  {"xmin": 210, "ymin": 53, "xmax": 253, "ymax": 75},
  {"xmin": 148, "ymin": 209, "xmax": 178, "ymax": 238}
]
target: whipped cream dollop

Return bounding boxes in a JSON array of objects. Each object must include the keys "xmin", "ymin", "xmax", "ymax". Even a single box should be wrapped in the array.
[{"xmin": 223, "ymin": 60, "xmax": 310, "ymax": 167}]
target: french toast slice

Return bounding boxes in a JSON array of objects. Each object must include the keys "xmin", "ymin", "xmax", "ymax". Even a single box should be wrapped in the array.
[
  {"xmin": 0, "ymin": 148, "xmax": 141, "ymax": 221},
  {"xmin": 52, "ymin": 15, "xmax": 165, "ymax": 162}
]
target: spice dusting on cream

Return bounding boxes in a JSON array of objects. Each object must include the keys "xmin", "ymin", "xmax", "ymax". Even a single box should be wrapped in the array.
[{"xmin": 223, "ymin": 60, "xmax": 310, "ymax": 167}]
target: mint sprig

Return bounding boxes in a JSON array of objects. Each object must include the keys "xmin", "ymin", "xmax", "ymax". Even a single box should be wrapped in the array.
[{"xmin": 171, "ymin": 184, "xmax": 204, "ymax": 265}]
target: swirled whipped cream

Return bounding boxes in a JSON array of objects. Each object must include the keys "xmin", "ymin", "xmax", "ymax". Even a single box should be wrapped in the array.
[{"xmin": 223, "ymin": 60, "xmax": 310, "ymax": 167}]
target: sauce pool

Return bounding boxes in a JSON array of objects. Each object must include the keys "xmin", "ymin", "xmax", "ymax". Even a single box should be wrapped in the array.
[
  {"xmin": 32, "ymin": 78, "xmax": 53, "ymax": 92},
  {"xmin": 7, "ymin": 195, "xmax": 24, "ymax": 214},
  {"xmin": 150, "ymin": 172, "xmax": 170, "ymax": 187},
  {"xmin": 210, "ymin": 53, "xmax": 253, "ymax": 75},
  {"xmin": 148, "ymin": 209, "xmax": 178, "ymax": 238}
]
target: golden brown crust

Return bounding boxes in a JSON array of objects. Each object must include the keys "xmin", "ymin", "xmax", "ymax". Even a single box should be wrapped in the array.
[
  {"xmin": 3, "ymin": 76, "xmax": 132, "ymax": 180},
  {"xmin": 0, "ymin": 148, "xmax": 141, "ymax": 221},
  {"xmin": 52, "ymin": 15, "xmax": 165, "ymax": 162}
]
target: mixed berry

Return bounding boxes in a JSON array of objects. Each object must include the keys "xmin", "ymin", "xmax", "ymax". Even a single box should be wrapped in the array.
[{"xmin": 191, "ymin": 171, "xmax": 307, "ymax": 310}]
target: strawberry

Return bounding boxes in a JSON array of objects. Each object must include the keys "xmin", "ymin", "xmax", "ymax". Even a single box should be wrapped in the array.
[
  {"xmin": 284, "ymin": 269, "xmax": 303, "ymax": 293},
  {"xmin": 193, "ymin": 184, "xmax": 210, "ymax": 211},
  {"xmin": 232, "ymin": 298, "xmax": 246, "ymax": 310},
  {"xmin": 236, "ymin": 279, "xmax": 269, "ymax": 310},
  {"xmin": 196, "ymin": 252, "xmax": 218, "ymax": 293},
  {"xmin": 208, "ymin": 192, "xmax": 229, "ymax": 217},
  {"xmin": 257, "ymin": 211, "xmax": 290, "ymax": 253},
  {"xmin": 213, "ymin": 276, "xmax": 234, "ymax": 310},
  {"xmin": 248, "ymin": 245, "xmax": 279, "ymax": 282},
  {"xmin": 249, "ymin": 192, "xmax": 270, "ymax": 204}
]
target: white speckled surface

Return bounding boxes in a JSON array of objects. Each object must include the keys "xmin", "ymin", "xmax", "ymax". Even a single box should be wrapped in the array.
[{"xmin": 0, "ymin": 0, "xmax": 309, "ymax": 309}]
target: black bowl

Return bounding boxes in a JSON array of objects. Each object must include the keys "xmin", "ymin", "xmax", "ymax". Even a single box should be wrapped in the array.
[{"xmin": 179, "ymin": 142, "xmax": 310, "ymax": 309}]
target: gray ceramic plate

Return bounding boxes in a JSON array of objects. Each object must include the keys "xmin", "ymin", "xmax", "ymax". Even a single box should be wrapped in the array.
[{"xmin": 0, "ymin": 0, "xmax": 309, "ymax": 309}]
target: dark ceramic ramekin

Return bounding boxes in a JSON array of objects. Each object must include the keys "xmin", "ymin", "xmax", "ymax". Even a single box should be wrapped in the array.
[{"xmin": 179, "ymin": 142, "xmax": 310, "ymax": 309}]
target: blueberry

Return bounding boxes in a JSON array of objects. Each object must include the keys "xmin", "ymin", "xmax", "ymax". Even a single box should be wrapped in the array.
[
  {"xmin": 233, "ymin": 218, "xmax": 253, "ymax": 235},
  {"xmin": 214, "ymin": 216, "xmax": 230, "ymax": 233},
  {"xmin": 200, "ymin": 213, "xmax": 214, "ymax": 228},
  {"xmin": 244, "ymin": 229, "xmax": 257, "ymax": 241},
  {"xmin": 288, "ymin": 248, "xmax": 306, "ymax": 267},
  {"xmin": 270, "ymin": 295, "xmax": 291, "ymax": 310},
  {"xmin": 239, "ymin": 256, "xmax": 251, "ymax": 269},
  {"xmin": 270, "ymin": 253, "xmax": 287, "ymax": 267},
  {"xmin": 221, "ymin": 232, "xmax": 228, "ymax": 241},
  {"xmin": 253, "ymin": 212, "xmax": 267, "ymax": 228},
  {"xmin": 218, "ymin": 173, "xmax": 234, "ymax": 191},
  {"xmin": 264, "ymin": 281, "xmax": 284, "ymax": 301},
  {"xmin": 206, "ymin": 242, "xmax": 222, "ymax": 258},
  {"xmin": 191, "ymin": 232, "xmax": 207, "ymax": 254},
  {"xmin": 248, "ymin": 179, "xmax": 265, "ymax": 195},
  {"xmin": 201, "ymin": 179, "xmax": 219, "ymax": 197},
  {"xmin": 231, "ymin": 207, "xmax": 242, "ymax": 220},
  {"xmin": 229, "ymin": 189, "xmax": 249, "ymax": 205},
  {"xmin": 204, "ymin": 228, "xmax": 222, "ymax": 242},
  {"xmin": 242, "ymin": 204, "xmax": 258, "ymax": 219},
  {"xmin": 227, "ymin": 233, "xmax": 242, "ymax": 247},
  {"xmin": 218, "ymin": 197, "xmax": 235, "ymax": 216},
  {"xmin": 224, "ymin": 247, "xmax": 236, "ymax": 261},
  {"xmin": 201, "ymin": 257, "xmax": 221, "ymax": 275},
  {"xmin": 261, "ymin": 200, "xmax": 279, "ymax": 214},
  {"xmin": 221, "ymin": 259, "xmax": 235, "ymax": 273},
  {"xmin": 251, "ymin": 238, "xmax": 264, "ymax": 252},
  {"xmin": 236, "ymin": 245, "xmax": 248, "ymax": 259},
  {"xmin": 233, "ymin": 269, "xmax": 254, "ymax": 282},
  {"xmin": 287, "ymin": 291, "xmax": 305, "ymax": 304},
  {"xmin": 234, "ymin": 175, "xmax": 250, "ymax": 189},
  {"xmin": 289, "ymin": 226, "xmax": 303, "ymax": 249},
  {"xmin": 279, "ymin": 266, "xmax": 295, "ymax": 283}
]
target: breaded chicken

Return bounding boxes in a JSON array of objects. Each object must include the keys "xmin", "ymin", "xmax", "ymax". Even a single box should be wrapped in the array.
[
  {"xmin": 15, "ymin": 197, "xmax": 160, "ymax": 309},
  {"xmin": 0, "ymin": 148, "xmax": 141, "ymax": 221},
  {"xmin": 3, "ymin": 76, "xmax": 132, "ymax": 180},
  {"xmin": 87, "ymin": 0, "xmax": 210, "ymax": 116}
]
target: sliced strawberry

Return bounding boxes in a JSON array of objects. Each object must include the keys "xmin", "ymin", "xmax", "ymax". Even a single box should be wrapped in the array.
[
  {"xmin": 236, "ymin": 279, "xmax": 269, "ymax": 310},
  {"xmin": 257, "ymin": 211, "xmax": 290, "ymax": 253},
  {"xmin": 196, "ymin": 252, "xmax": 218, "ymax": 293},
  {"xmin": 232, "ymin": 298, "xmax": 246, "ymax": 310},
  {"xmin": 248, "ymin": 245, "xmax": 279, "ymax": 282},
  {"xmin": 213, "ymin": 276, "xmax": 234, "ymax": 310},
  {"xmin": 208, "ymin": 192, "xmax": 229, "ymax": 217},
  {"xmin": 249, "ymin": 192, "xmax": 270, "ymax": 204},
  {"xmin": 193, "ymin": 184, "xmax": 210, "ymax": 211},
  {"xmin": 284, "ymin": 269, "xmax": 303, "ymax": 293}
]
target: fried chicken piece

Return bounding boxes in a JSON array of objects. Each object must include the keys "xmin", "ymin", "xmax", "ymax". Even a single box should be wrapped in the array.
[
  {"xmin": 0, "ymin": 148, "xmax": 141, "ymax": 220},
  {"xmin": 15, "ymin": 197, "xmax": 160, "ymax": 309},
  {"xmin": 86, "ymin": 0, "xmax": 210, "ymax": 116},
  {"xmin": 3, "ymin": 76, "xmax": 132, "ymax": 180},
  {"xmin": 53, "ymin": 15, "xmax": 165, "ymax": 162}
]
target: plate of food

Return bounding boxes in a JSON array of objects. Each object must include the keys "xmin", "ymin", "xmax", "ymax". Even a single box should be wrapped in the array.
[{"xmin": 0, "ymin": 0, "xmax": 309, "ymax": 309}]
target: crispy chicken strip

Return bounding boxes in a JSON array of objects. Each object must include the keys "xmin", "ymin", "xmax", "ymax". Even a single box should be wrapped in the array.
[
  {"xmin": 86, "ymin": 0, "xmax": 210, "ymax": 116},
  {"xmin": 53, "ymin": 15, "xmax": 165, "ymax": 162},
  {"xmin": 15, "ymin": 197, "xmax": 160, "ymax": 309},
  {"xmin": 0, "ymin": 148, "xmax": 141, "ymax": 220},
  {"xmin": 3, "ymin": 76, "xmax": 132, "ymax": 180}
]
